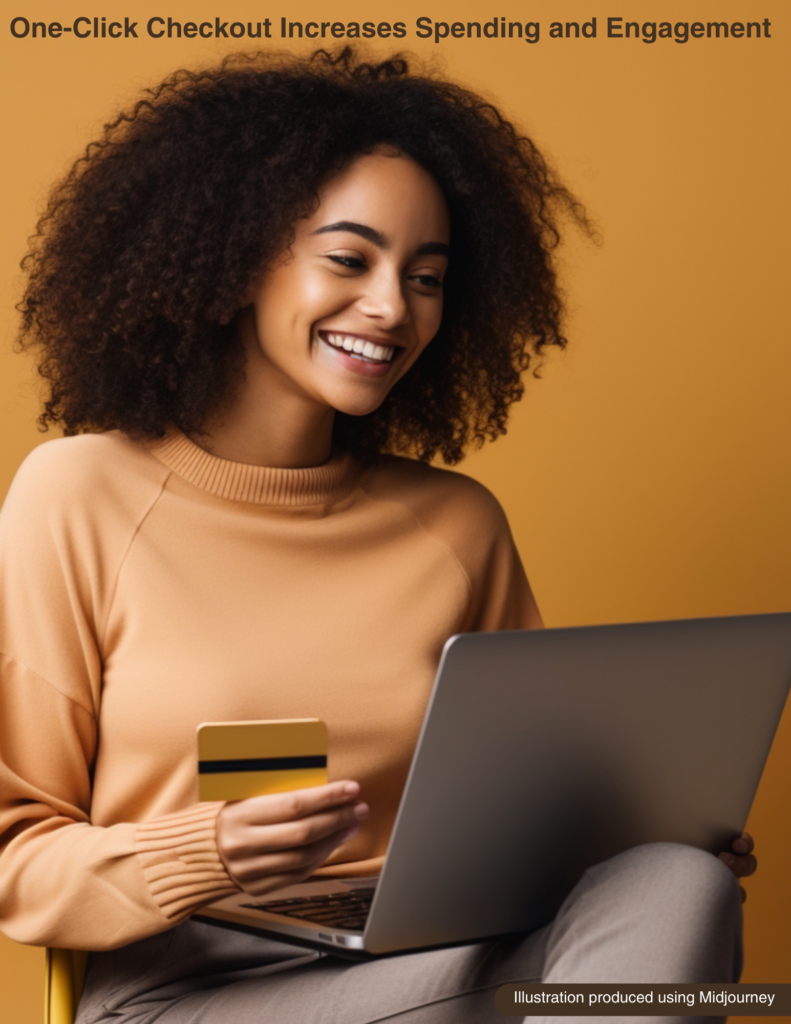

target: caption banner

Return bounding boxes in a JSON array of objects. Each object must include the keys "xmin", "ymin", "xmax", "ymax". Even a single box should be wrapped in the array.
[{"xmin": 495, "ymin": 984, "xmax": 791, "ymax": 1016}]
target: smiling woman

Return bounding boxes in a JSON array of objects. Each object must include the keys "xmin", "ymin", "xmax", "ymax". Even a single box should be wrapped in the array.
[
  {"xmin": 215, "ymin": 151, "xmax": 451, "ymax": 468},
  {"xmin": 0, "ymin": 47, "xmax": 749, "ymax": 1024}
]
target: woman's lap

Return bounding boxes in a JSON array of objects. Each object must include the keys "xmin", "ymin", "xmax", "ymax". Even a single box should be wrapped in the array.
[
  {"xmin": 77, "ymin": 919, "xmax": 547, "ymax": 1024},
  {"xmin": 77, "ymin": 844, "xmax": 742, "ymax": 1024}
]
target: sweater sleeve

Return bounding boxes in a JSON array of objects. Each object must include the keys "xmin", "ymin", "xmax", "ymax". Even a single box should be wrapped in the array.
[{"xmin": 0, "ymin": 440, "xmax": 237, "ymax": 950}]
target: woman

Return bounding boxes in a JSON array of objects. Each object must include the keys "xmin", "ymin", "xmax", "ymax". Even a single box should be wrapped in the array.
[{"xmin": 0, "ymin": 49, "xmax": 752, "ymax": 1023}]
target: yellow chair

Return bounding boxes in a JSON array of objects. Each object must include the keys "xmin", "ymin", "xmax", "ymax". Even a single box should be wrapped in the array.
[{"xmin": 44, "ymin": 949, "xmax": 88, "ymax": 1024}]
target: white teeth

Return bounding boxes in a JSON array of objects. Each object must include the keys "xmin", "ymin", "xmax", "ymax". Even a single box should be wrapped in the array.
[{"xmin": 322, "ymin": 333, "xmax": 396, "ymax": 363}]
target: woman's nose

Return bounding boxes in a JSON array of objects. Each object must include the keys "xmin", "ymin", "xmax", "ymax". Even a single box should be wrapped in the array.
[{"xmin": 357, "ymin": 270, "xmax": 409, "ymax": 328}]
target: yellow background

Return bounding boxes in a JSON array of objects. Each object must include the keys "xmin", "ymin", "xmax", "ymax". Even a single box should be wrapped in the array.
[{"xmin": 1, "ymin": 1, "xmax": 789, "ymax": 1019}]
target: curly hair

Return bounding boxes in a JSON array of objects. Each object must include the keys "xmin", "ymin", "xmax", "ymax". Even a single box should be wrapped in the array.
[{"xmin": 17, "ymin": 47, "xmax": 592, "ymax": 465}]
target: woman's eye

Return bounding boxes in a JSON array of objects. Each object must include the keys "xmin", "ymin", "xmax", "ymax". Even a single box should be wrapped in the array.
[
  {"xmin": 410, "ymin": 274, "xmax": 443, "ymax": 290},
  {"xmin": 327, "ymin": 255, "xmax": 365, "ymax": 270}
]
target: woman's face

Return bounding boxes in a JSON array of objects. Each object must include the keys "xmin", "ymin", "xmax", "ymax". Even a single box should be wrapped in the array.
[{"xmin": 240, "ymin": 151, "xmax": 450, "ymax": 419}]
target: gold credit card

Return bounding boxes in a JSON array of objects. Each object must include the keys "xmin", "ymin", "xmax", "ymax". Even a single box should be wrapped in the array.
[{"xmin": 197, "ymin": 719, "xmax": 328, "ymax": 801}]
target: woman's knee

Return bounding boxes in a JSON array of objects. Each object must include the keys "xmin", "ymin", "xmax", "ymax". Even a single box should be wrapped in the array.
[
  {"xmin": 546, "ymin": 843, "xmax": 743, "ymax": 983},
  {"xmin": 586, "ymin": 842, "xmax": 741, "ymax": 924}
]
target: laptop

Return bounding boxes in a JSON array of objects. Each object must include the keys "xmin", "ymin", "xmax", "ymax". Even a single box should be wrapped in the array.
[{"xmin": 195, "ymin": 612, "xmax": 791, "ymax": 956}]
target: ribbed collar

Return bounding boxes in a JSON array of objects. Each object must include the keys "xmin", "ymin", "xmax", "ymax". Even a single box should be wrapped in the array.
[{"xmin": 147, "ymin": 429, "xmax": 359, "ymax": 506}]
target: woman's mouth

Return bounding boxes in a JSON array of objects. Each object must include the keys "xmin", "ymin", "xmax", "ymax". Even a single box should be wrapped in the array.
[
  {"xmin": 316, "ymin": 330, "xmax": 403, "ymax": 379},
  {"xmin": 319, "ymin": 331, "xmax": 396, "ymax": 365}
]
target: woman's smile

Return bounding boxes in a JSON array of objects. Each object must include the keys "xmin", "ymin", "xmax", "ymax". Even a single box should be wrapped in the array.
[
  {"xmin": 316, "ymin": 330, "xmax": 401, "ymax": 378},
  {"xmin": 319, "ymin": 331, "xmax": 397, "ymax": 365}
]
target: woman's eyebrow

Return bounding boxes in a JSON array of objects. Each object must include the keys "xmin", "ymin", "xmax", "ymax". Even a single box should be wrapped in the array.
[
  {"xmin": 312, "ymin": 221, "xmax": 388, "ymax": 247},
  {"xmin": 312, "ymin": 221, "xmax": 449, "ymax": 258}
]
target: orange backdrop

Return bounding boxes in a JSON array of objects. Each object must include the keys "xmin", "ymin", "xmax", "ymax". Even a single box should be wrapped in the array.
[{"xmin": 2, "ymin": 2, "xmax": 789, "ymax": 1020}]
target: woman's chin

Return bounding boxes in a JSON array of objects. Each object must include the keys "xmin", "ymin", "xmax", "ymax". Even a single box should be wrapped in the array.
[
  {"xmin": 318, "ymin": 373, "xmax": 396, "ymax": 419},
  {"xmin": 332, "ymin": 395, "xmax": 388, "ymax": 419},
  {"xmin": 313, "ymin": 348, "xmax": 402, "ymax": 418}
]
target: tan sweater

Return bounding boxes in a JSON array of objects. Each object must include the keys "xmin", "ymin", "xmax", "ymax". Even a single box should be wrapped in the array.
[{"xmin": 0, "ymin": 430, "xmax": 540, "ymax": 950}]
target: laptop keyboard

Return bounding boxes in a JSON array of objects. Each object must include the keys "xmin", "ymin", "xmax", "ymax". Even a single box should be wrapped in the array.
[{"xmin": 241, "ymin": 888, "xmax": 374, "ymax": 932}]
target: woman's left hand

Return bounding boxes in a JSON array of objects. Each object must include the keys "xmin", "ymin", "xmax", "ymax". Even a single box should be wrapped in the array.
[{"xmin": 718, "ymin": 832, "xmax": 757, "ymax": 902}]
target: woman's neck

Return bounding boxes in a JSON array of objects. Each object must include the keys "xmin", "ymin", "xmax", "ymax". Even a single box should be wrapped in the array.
[{"xmin": 196, "ymin": 324, "xmax": 336, "ymax": 470}]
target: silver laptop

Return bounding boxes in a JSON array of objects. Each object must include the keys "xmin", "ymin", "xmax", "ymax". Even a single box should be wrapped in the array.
[{"xmin": 195, "ymin": 612, "xmax": 791, "ymax": 955}]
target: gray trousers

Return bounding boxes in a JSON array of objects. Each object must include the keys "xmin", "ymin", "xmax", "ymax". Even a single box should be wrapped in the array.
[{"xmin": 76, "ymin": 844, "xmax": 743, "ymax": 1024}]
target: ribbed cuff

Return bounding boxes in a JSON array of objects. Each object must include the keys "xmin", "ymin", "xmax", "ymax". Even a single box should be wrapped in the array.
[{"xmin": 135, "ymin": 803, "xmax": 238, "ymax": 921}]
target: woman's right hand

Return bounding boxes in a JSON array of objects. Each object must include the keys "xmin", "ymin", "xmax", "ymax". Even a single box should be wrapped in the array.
[{"xmin": 216, "ymin": 781, "xmax": 369, "ymax": 897}]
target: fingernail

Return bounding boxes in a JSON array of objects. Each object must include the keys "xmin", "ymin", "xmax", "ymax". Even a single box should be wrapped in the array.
[
  {"xmin": 354, "ymin": 802, "xmax": 370, "ymax": 820},
  {"xmin": 719, "ymin": 853, "xmax": 734, "ymax": 866},
  {"xmin": 343, "ymin": 782, "xmax": 360, "ymax": 796},
  {"xmin": 341, "ymin": 824, "xmax": 360, "ymax": 842},
  {"xmin": 733, "ymin": 839, "xmax": 747, "ymax": 854}
]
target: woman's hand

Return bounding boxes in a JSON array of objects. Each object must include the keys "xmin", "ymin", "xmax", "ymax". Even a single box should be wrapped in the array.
[
  {"xmin": 718, "ymin": 832, "xmax": 757, "ymax": 902},
  {"xmin": 216, "ymin": 780, "xmax": 369, "ymax": 897}
]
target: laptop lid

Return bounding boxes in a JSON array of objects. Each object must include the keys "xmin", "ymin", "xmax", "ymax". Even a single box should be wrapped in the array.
[{"xmin": 199, "ymin": 612, "xmax": 791, "ymax": 955}]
